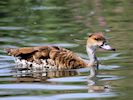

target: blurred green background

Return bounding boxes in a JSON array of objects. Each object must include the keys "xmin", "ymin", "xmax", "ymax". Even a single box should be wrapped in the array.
[{"xmin": 0, "ymin": 0, "xmax": 133, "ymax": 100}]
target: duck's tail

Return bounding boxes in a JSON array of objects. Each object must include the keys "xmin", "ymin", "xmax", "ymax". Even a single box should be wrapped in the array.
[{"xmin": 4, "ymin": 48, "xmax": 17, "ymax": 56}]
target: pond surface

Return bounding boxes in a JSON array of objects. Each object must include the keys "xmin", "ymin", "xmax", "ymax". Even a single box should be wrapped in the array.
[{"xmin": 0, "ymin": 0, "xmax": 133, "ymax": 100}]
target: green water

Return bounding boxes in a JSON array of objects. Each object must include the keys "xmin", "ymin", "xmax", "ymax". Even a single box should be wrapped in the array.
[{"xmin": 0, "ymin": 0, "xmax": 133, "ymax": 100}]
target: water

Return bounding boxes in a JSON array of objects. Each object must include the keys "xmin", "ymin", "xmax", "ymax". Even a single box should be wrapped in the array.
[{"xmin": 0, "ymin": 0, "xmax": 133, "ymax": 100}]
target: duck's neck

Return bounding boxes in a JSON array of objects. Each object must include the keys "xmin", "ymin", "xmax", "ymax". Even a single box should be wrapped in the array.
[
  {"xmin": 86, "ymin": 45, "xmax": 98, "ymax": 78},
  {"xmin": 86, "ymin": 46, "xmax": 97, "ymax": 64}
]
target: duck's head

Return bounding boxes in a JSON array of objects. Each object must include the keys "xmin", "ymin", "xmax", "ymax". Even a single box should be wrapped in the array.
[
  {"xmin": 86, "ymin": 32, "xmax": 116, "ymax": 78},
  {"xmin": 86, "ymin": 32, "xmax": 116, "ymax": 51}
]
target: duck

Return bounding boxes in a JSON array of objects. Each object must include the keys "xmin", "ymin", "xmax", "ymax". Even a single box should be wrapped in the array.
[{"xmin": 5, "ymin": 32, "xmax": 115, "ymax": 78}]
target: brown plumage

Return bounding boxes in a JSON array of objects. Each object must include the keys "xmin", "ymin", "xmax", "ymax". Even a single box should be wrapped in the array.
[{"xmin": 5, "ymin": 46, "xmax": 87, "ymax": 70}]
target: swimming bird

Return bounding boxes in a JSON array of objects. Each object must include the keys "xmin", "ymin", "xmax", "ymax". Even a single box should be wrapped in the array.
[{"xmin": 5, "ymin": 32, "xmax": 115, "ymax": 78}]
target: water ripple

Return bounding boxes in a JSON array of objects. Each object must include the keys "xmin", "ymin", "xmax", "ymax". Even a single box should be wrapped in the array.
[
  {"xmin": 51, "ymin": 92, "xmax": 117, "ymax": 99},
  {"xmin": 31, "ymin": 6, "xmax": 66, "ymax": 10},
  {"xmin": 0, "ymin": 96, "xmax": 43, "ymax": 100},
  {"xmin": 98, "ymin": 75, "xmax": 124, "ymax": 81},
  {"xmin": 25, "ymin": 43, "xmax": 79, "ymax": 48},
  {"xmin": 98, "ymin": 53, "xmax": 122, "ymax": 61},
  {"xmin": 99, "ymin": 65, "xmax": 121, "ymax": 70},
  {"xmin": 0, "ymin": 92, "xmax": 117, "ymax": 100},
  {"xmin": 0, "ymin": 26, "xmax": 27, "ymax": 31},
  {"xmin": 0, "ymin": 83, "xmax": 86, "ymax": 90},
  {"xmin": 47, "ymin": 76, "xmax": 86, "ymax": 83}
]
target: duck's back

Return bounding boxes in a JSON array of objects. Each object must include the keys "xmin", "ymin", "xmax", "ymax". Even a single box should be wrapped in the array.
[{"xmin": 6, "ymin": 46, "xmax": 87, "ymax": 70}]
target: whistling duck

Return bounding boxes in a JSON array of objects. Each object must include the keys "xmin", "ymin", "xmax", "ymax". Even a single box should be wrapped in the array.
[{"xmin": 5, "ymin": 32, "xmax": 115, "ymax": 78}]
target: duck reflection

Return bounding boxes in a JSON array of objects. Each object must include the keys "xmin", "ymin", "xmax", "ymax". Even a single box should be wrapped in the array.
[
  {"xmin": 12, "ymin": 65, "xmax": 111, "ymax": 93},
  {"xmin": 13, "ymin": 65, "xmax": 79, "ymax": 82}
]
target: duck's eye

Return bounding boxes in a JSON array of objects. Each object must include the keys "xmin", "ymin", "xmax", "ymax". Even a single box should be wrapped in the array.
[{"xmin": 94, "ymin": 38, "xmax": 99, "ymax": 41}]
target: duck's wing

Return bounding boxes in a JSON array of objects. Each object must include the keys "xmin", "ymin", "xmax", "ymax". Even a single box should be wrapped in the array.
[
  {"xmin": 5, "ymin": 46, "xmax": 87, "ymax": 69},
  {"xmin": 5, "ymin": 47, "xmax": 37, "ymax": 56},
  {"xmin": 5, "ymin": 46, "xmax": 68, "ymax": 60}
]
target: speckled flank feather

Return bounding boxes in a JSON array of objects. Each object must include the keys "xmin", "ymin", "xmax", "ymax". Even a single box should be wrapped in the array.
[{"xmin": 6, "ymin": 46, "xmax": 87, "ymax": 70}]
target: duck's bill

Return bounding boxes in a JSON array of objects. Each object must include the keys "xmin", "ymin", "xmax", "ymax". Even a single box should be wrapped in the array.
[{"xmin": 100, "ymin": 44, "xmax": 116, "ymax": 51}]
